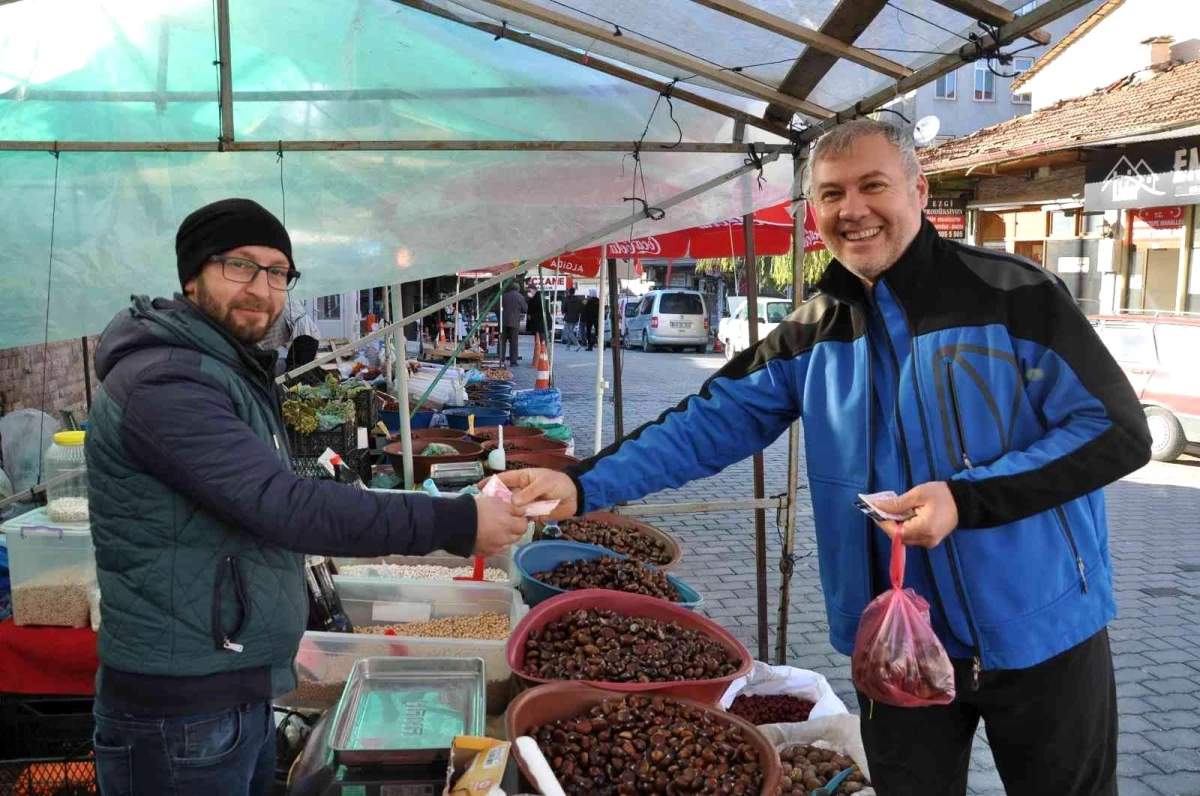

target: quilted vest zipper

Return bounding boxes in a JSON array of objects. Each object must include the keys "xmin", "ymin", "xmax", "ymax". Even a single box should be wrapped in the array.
[{"xmin": 212, "ymin": 555, "xmax": 252, "ymax": 653}]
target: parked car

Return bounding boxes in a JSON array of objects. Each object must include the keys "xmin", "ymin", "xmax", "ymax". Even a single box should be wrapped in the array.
[
  {"xmin": 718, "ymin": 296, "xmax": 793, "ymax": 360},
  {"xmin": 624, "ymin": 290, "xmax": 709, "ymax": 353},
  {"xmin": 1089, "ymin": 314, "xmax": 1200, "ymax": 462}
]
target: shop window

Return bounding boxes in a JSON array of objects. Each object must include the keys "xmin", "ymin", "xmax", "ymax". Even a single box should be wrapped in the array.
[
  {"xmin": 316, "ymin": 295, "xmax": 342, "ymax": 320},
  {"xmin": 1081, "ymin": 211, "xmax": 1117, "ymax": 237},
  {"xmin": 1050, "ymin": 210, "xmax": 1077, "ymax": 238},
  {"xmin": 974, "ymin": 62, "xmax": 995, "ymax": 101},
  {"xmin": 935, "ymin": 72, "xmax": 957, "ymax": 100},
  {"xmin": 1126, "ymin": 249, "xmax": 1146, "ymax": 311},
  {"xmin": 1154, "ymin": 324, "xmax": 1200, "ymax": 368},
  {"xmin": 1011, "ymin": 57, "xmax": 1033, "ymax": 104}
]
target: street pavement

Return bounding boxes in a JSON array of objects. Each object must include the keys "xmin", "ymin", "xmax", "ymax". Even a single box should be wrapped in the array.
[{"xmin": 502, "ymin": 334, "xmax": 1200, "ymax": 796}]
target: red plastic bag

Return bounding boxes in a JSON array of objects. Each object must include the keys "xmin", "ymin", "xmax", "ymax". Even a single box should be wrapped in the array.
[{"xmin": 851, "ymin": 529, "xmax": 956, "ymax": 707}]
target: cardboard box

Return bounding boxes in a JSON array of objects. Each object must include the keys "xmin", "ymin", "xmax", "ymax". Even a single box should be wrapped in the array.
[{"xmin": 445, "ymin": 736, "xmax": 510, "ymax": 796}]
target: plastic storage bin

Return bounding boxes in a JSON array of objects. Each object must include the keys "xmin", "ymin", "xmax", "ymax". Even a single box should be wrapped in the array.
[
  {"xmin": 281, "ymin": 579, "xmax": 527, "ymax": 714},
  {"xmin": 1, "ymin": 508, "xmax": 94, "ymax": 628},
  {"xmin": 43, "ymin": 431, "xmax": 89, "ymax": 524},
  {"xmin": 507, "ymin": 589, "xmax": 750, "ymax": 704},
  {"xmin": 334, "ymin": 548, "xmax": 520, "ymax": 585}
]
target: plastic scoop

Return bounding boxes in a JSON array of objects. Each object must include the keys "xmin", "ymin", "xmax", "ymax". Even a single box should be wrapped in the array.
[
  {"xmin": 486, "ymin": 425, "xmax": 506, "ymax": 471},
  {"xmin": 810, "ymin": 767, "xmax": 855, "ymax": 796},
  {"xmin": 454, "ymin": 556, "xmax": 487, "ymax": 582}
]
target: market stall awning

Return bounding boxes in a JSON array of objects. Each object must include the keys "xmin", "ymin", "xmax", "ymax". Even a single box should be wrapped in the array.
[{"xmin": 0, "ymin": 0, "xmax": 1091, "ymax": 348}]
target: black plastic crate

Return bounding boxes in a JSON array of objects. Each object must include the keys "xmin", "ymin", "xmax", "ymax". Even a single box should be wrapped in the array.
[
  {"xmin": 286, "ymin": 422, "xmax": 357, "ymax": 458},
  {"xmin": 0, "ymin": 695, "xmax": 94, "ymax": 761},
  {"xmin": 351, "ymin": 388, "xmax": 377, "ymax": 429},
  {"xmin": 0, "ymin": 756, "xmax": 96, "ymax": 795}
]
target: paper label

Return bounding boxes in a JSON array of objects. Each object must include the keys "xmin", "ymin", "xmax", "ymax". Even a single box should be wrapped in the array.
[{"xmin": 371, "ymin": 601, "xmax": 432, "ymax": 623}]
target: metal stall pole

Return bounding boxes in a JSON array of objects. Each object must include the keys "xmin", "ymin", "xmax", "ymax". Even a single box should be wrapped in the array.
[
  {"xmin": 775, "ymin": 192, "xmax": 807, "ymax": 664},
  {"xmin": 593, "ymin": 245, "xmax": 609, "ymax": 454},
  {"xmin": 390, "ymin": 283, "xmax": 415, "ymax": 490},
  {"xmin": 384, "ymin": 286, "xmax": 394, "ymax": 392},
  {"xmin": 744, "ymin": 212, "xmax": 769, "ymax": 662},
  {"xmin": 607, "ymin": 256, "xmax": 624, "ymax": 440}
]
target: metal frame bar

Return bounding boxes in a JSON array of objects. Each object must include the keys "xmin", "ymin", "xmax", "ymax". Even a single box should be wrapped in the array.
[
  {"xmin": 0, "ymin": 140, "xmax": 790, "ymax": 153},
  {"xmin": 458, "ymin": 0, "xmax": 834, "ymax": 119},
  {"xmin": 614, "ymin": 498, "xmax": 785, "ymax": 517},
  {"xmin": 393, "ymin": 0, "xmax": 795, "ymax": 140},
  {"xmin": 215, "ymin": 0, "xmax": 234, "ymax": 143},
  {"xmin": 276, "ymin": 149, "xmax": 781, "ymax": 384},
  {"xmin": 687, "ymin": 0, "xmax": 910, "ymax": 79},
  {"xmin": 930, "ymin": 0, "xmax": 1052, "ymax": 44}
]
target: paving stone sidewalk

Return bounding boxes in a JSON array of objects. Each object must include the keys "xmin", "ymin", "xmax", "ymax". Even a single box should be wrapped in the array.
[{"xmin": 502, "ymin": 335, "xmax": 1200, "ymax": 796}]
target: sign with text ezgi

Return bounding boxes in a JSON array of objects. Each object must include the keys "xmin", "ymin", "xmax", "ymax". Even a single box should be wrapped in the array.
[{"xmin": 927, "ymin": 197, "xmax": 967, "ymax": 239}]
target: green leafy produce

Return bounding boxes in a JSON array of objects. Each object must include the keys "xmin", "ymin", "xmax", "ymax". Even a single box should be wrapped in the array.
[{"xmin": 420, "ymin": 443, "xmax": 460, "ymax": 456}]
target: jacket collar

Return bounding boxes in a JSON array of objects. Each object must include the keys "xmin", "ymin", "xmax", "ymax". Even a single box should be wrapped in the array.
[{"xmin": 816, "ymin": 216, "xmax": 940, "ymax": 309}]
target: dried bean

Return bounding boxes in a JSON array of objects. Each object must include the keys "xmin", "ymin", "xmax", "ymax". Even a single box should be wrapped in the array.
[
  {"xmin": 357, "ymin": 612, "xmax": 510, "ymax": 640},
  {"xmin": 727, "ymin": 694, "xmax": 815, "ymax": 725},
  {"xmin": 522, "ymin": 608, "xmax": 740, "ymax": 684},
  {"xmin": 558, "ymin": 518, "xmax": 671, "ymax": 566},
  {"xmin": 532, "ymin": 556, "xmax": 681, "ymax": 601},
  {"xmin": 11, "ymin": 565, "xmax": 94, "ymax": 628},
  {"xmin": 338, "ymin": 563, "xmax": 509, "ymax": 582},
  {"xmin": 532, "ymin": 694, "xmax": 763, "ymax": 795}
]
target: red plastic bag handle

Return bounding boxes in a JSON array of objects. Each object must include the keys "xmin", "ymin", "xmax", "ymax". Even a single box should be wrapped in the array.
[{"xmin": 889, "ymin": 524, "xmax": 905, "ymax": 590}]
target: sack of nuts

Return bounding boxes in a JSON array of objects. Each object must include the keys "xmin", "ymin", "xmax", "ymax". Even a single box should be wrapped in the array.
[
  {"xmin": 720, "ymin": 661, "xmax": 849, "ymax": 726},
  {"xmin": 760, "ymin": 713, "xmax": 874, "ymax": 795}
]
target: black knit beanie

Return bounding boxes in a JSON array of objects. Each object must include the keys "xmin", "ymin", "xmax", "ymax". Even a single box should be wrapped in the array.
[{"xmin": 175, "ymin": 198, "xmax": 294, "ymax": 289}]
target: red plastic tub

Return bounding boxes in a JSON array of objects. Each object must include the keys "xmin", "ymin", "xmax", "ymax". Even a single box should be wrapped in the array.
[
  {"xmin": 506, "ymin": 589, "xmax": 752, "ymax": 704},
  {"xmin": 469, "ymin": 425, "xmax": 544, "ymax": 443},
  {"xmin": 505, "ymin": 682, "xmax": 781, "ymax": 795},
  {"xmin": 487, "ymin": 452, "xmax": 579, "ymax": 473}
]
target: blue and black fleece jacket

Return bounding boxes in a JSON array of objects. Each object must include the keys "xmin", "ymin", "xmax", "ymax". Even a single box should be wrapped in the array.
[{"xmin": 566, "ymin": 218, "xmax": 1151, "ymax": 671}]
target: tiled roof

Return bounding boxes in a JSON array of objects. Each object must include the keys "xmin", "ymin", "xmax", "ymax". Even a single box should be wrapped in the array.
[
  {"xmin": 1009, "ymin": 0, "xmax": 1127, "ymax": 92},
  {"xmin": 919, "ymin": 59, "xmax": 1200, "ymax": 174}
]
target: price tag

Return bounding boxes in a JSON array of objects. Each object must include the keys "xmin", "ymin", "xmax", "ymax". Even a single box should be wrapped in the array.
[{"xmin": 371, "ymin": 601, "xmax": 432, "ymax": 623}]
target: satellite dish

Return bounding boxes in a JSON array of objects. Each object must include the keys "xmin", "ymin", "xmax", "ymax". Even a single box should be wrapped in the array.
[{"xmin": 913, "ymin": 115, "xmax": 941, "ymax": 148}]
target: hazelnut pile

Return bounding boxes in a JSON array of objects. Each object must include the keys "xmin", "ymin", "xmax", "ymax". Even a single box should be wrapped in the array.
[{"xmin": 777, "ymin": 744, "xmax": 867, "ymax": 794}]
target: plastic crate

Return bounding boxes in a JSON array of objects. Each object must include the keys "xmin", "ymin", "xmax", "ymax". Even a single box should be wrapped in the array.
[
  {"xmin": 280, "ymin": 579, "xmax": 526, "ymax": 715},
  {"xmin": 0, "ymin": 756, "xmax": 96, "ymax": 795},
  {"xmin": 0, "ymin": 694, "xmax": 95, "ymax": 760},
  {"xmin": 351, "ymin": 388, "xmax": 377, "ymax": 429},
  {"xmin": 286, "ymin": 422, "xmax": 357, "ymax": 458}
]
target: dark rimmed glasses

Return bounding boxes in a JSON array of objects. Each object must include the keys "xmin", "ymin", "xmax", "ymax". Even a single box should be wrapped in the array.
[{"xmin": 209, "ymin": 255, "xmax": 301, "ymax": 292}]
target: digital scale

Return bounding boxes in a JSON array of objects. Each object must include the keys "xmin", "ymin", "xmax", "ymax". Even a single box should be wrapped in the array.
[{"xmin": 427, "ymin": 461, "xmax": 485, "ymax": 492}]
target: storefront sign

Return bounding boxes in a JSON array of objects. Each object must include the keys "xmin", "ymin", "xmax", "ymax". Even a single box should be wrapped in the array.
[
  {"xmin": 1133, "ymin": 205, "xmax": 1186, "ymax": 230},
  {"xmin": 1057, "ymin": 256, "xmax": 1090, "ymax": 273},
  {"xmin": 528, "ymin": 275, "xmax": 569, "ymax": 290},
  {"xmin": 927, "ymin": 197, "xmax": 967, "ymax": 239},
  {"xmin": 1085, "ymin": 135, "xmax": 1200, "ymax": 210}
]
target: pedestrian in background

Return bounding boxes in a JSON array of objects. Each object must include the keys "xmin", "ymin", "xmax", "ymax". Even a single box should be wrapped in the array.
[{"xmin": 499, "ymin": 282, "xmax": 526, "ymax": 366}]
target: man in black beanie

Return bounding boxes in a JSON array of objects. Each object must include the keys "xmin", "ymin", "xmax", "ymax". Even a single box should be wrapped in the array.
[{"xmin": 84, "ymin": 199, "xmax": 527, "ymax": 795}]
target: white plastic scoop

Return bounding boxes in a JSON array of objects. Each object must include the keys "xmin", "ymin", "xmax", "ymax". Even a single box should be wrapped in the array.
[{"xmin": 486, "ymin": 425, "xmax": 506, "ymax": 471}]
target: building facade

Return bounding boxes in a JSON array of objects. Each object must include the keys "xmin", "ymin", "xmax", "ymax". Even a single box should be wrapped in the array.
[{"xmin": 883, "ymin": 0, "xmax": 1103, "ymax": 140}]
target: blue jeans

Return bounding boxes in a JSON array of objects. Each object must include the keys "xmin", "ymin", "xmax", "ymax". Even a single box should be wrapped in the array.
[{"xmin": 93, "ymin": 700, "xmax": 275, "ymax": 796}]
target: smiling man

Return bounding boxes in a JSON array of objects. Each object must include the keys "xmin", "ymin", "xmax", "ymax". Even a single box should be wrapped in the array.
[
  {"xmin": 495, "ymin": 120, "xmax": 1151, "ymax": 795},
  {"xmin": 84, "ymin": 198, "xmax": 527, "ymax": 795}
]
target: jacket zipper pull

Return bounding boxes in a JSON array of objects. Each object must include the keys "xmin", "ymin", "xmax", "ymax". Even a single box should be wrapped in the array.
[
  {"xmin": 971, "ymin": 657, "xmax": 981, "ymax": 691},
  {"xmin": 223, "ymin": 638, "xmax": 244, "ymax": 653},
  {"xmin": 1077, "ymin": 558, "xmax": 1089, "ymax": 593},
  {"xmin": 962, "ymin": 453, "xmax": 973, "ymax": 469},
  {"xmin": 273, "ymin": 434, "xmax": 280, "ymax": 450}
]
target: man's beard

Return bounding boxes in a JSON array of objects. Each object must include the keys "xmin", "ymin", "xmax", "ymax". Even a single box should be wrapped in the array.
[{"xmin": 194, "ymin": 279, "xmax": 280, "ymax": 345}]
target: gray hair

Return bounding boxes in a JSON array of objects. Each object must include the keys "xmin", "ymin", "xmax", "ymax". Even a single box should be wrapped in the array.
[{"xmin": 802, "ymin": 118, "xmax": 922, "ymax": 196}]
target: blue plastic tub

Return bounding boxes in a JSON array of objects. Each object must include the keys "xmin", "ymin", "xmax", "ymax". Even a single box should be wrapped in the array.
[
  {"xmin": 379, "ymin": 409, "xmax": 437, "ymax": 431},
  {"xmin": 513, "ymin": 540, "xmax": 703, "ymax": 609},
  {"xmin": 444, "ymin": 407, "xmax": 509, "ymax": 430}
]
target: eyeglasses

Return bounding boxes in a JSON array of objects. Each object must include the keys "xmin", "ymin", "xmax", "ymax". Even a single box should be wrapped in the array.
[{"xmin": 209, "ymin": 255, "xmax": 301, "ymax": 292}]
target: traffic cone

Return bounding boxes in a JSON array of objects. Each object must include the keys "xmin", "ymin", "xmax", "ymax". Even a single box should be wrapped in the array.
[
  {"xmin": 437, "ymin": 321, "xmax": 447, "ymax": 346},
  {"xmin": 535, "ymin": 337, "xmax": 551, "ymax": 389},
  {"xmin": 713, "ymin": 336, "xmax": 724, "ymax": 355}
]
